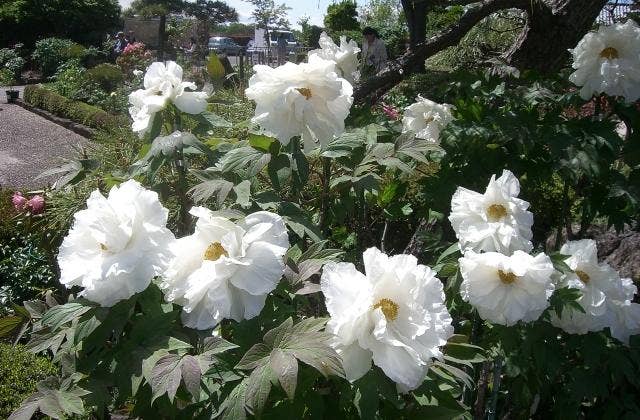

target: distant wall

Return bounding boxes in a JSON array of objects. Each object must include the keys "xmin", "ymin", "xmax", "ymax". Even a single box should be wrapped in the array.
[{"xmin": 124, "ymin": 18, "xmax": 160, "ymax": 48}]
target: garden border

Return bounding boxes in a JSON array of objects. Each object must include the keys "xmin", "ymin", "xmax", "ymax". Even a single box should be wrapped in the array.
[{"xmin": 13, "ymin": 98, "xmax": 95, "ymax": 139}]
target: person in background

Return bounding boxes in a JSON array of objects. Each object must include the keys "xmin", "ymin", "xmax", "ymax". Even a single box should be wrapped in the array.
[
  {"xmin": 276, "ymin": 33, "xmax": 287, "ymax": 66},
  {"xmin": 113, "ymin": 31, "xmax": 128, "ymax": 57},
  {"xmin": 126, "ymin": 31, "xmax": 137, "ymax": 44},
  {"xmin": 361, "ymin": 27, "xmax": 388, "ymax": 75}
]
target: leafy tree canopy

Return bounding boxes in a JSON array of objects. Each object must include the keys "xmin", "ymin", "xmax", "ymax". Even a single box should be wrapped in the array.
[
  {"xmin": 324, "ymin": 0, "xmax": 359, "ymax": 32},
  {"xmin": 0, "ymin": 0, "xmax": 121, "ymax": 47}
]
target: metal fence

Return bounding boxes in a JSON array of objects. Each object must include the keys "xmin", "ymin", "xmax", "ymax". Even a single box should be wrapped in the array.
[{"xmin": 597, "ymin": 2, "xmax": 634, "ymax": 24}]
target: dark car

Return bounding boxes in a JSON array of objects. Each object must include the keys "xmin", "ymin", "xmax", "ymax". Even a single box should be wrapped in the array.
[{"xmin": 208, "ymin": 37, "xmax": 242, "ymax": 55}]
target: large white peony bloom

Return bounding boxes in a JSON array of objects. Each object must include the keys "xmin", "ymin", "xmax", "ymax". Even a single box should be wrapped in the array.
[
  {"xmin": 569, "ymin": 20, "xmax": 640, "ymax": 102},
  {"xmin": 128, "ymin": 61, "xmax": 209, "ymax": 136},
  {"xmin": 601, "ymin": 278, "xmax": 640, "ymax": 345},
  {"xmin": 449, "ymin": 170, "xmax": 534, "ymax": 254},
  {"xmin": 57, "ymin": 180, "xmax": 175, "ymax": 307},
  {"xmin": 551, "ymin": 239, "xmax": 625, "ymax": 334},
  {"xmin": 401, "ymin": 96, "xmax": 453, "ymax": 143},
  {"xmin": 308, "ymin": 32, "xmax": 360, "ymax": 84},
  {"xmin": 245, "ymin": 55, "xmax": 353, "ymax": 153},
  {"xmin": 320, "ymin": 247, "xmax": 454, "ymax": 391},
  {"xmin": 459, "ymin": 250, "xmax": 555, "ymax": 326},
  {"xmin": 161, "ymin": 207, "xmax": 289, "ymax": 330}
]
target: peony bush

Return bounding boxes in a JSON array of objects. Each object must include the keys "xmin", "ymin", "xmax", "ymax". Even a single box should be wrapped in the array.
[{"xmin": 4, "ymin": 21, "xmax": 640, "ymax": 419}]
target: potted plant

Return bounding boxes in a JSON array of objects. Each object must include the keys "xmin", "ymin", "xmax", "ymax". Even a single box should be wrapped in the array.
[{"xmin": 0, "ymin": 68, "xmax": 19, "ymax": 103}]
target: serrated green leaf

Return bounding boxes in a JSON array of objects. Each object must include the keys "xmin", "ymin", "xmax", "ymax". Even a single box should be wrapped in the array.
[
  {"xmin": 0, "ymin": 316, "xmax": 23, "ymax": 337},
  {"xmin": 41, "ymin": 302, "xmax": 93, "ymax": 331},
  {"xmin": 236, "ymin": 343, "xmax": 271, "ymax": 370},
  {"xmin": 220, "ymin": 380, "xmax": 248, "ymax": 420},
  {"xmin": 245, "ymin": 363, "xmax": 274, "ymax": 414},
  {"xmin": 270, "ymin": 349, "xmax": 298, "ymax": 399}
]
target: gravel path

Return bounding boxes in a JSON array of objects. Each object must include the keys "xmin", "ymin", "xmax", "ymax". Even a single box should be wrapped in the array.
[{"xmin": 0, "ymin": 88, "xmax": 88, "ymax": 188}]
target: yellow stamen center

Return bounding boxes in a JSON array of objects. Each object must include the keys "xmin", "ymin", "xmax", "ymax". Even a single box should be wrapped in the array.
[
  {"xmin": 498, "ymin": 270, "xmax": 517, "ymax": 285},
  {"xmin": 373, "ymin": 298, "xmax": 399, "ymax": 321},
  {"xmin": 203, "ymin": 242, "xmax": 228, "ymax": 261},
  {"xmin": 100, "ymin": 243, "xmax": 108, "ymax": 251},
  {"xmin": 486, "ymin": 204, "xmax": 508, "ymax": 221},
  {"xmin": 600, "ymin": 47, "xmax": 619, "ymax": 60},
  {"xmin": 296, "ymin": 87, "xmax": 312, "ymax": 100},
  {"xmin": 575, "ymin": 269, "xmax": 590, "ymax": 284}
]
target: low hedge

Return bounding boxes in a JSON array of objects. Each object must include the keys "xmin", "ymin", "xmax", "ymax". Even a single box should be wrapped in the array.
[
  {"xmin": 23, "ymin": 84, "xmax": 129, "ymax": 132},
  {"xmin": 0, "ymin": 343, "xmax": 58, "ymax": 419}
]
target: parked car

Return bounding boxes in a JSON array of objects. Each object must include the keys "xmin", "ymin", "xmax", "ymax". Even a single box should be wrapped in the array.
[{"xmin": 208, "ymin": 37, "xmax": 242, "ymax": 55}]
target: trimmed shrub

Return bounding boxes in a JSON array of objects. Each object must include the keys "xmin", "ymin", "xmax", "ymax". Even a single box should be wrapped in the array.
[
  {"xmin": 86, "ymin": 63, "xmax": 124, "ymax": 91},
  {"xmin": 0, "ymin": 343, "xmax": 57, "ymax": 419},
  {"xmin": 31, "ymin": 38, "xmax": 84, "ymax": 77},
  {"xmin": 23, "ymin": 84, "xmax": 129, "ymax": 132}
]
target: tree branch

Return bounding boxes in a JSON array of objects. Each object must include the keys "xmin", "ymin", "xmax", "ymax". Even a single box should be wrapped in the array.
[{"xmin": 353, "ymin": 0, "xmax": 534, "ymax": 102}]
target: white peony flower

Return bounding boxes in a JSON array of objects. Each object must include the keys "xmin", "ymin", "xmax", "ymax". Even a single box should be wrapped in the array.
[
  {"xmin": 551, "ymin": 239, "xmax": 625, "ymax": 334},
  {"xmin": 320, "ymin": 247, "xmax": 454, "ymax": 391},
  {"xmin": 161, "ymin": 207, "xmax": 289, "ymax": 330},
  {"xmin": 57, "ymin": 180, "xmax": 175, "ymax": 307},
  {"xmin": 308, "ymin": 32, "xmax": 360, "ymax": 84},
  {"xmin": 401, "ymin": 96, "xmax": 453, "ymax": 143},
  {"xmin": 245, "ymin": 54, "xmax": 353, "ymax": 153},
  {"xmin": 569, "ymin": 20, "xmax": 640, "ymax": 102},
  {"xmin": 601, "ymin": 281, "xmax": 640, "ymax": 345},
  {"xmin": 128, "ymin": 61, "xmax": 209, "ymax": 136},
  {"xmin": 449, "ymin": 169, "xmax": 534, "ymax": 254},
  {"xmin": 459, "ymin": 250, "xmax": 555, "ymax": 326}
]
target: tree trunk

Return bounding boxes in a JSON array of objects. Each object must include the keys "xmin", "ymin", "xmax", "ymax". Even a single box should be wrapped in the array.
[
  {"xmin": 504, "ymin": 0, "xmax": 608, "ymax": 73},
  {"xmin": 197, "ymin": 18, "xmax": 210, "ymax": 62},
  {"xmin": 402, "ymin": 0, "xmax": 429, "ymax": 49},
  {"xmin": 158, "ymin": 14, "xmax": 167, "ymax": 61}
]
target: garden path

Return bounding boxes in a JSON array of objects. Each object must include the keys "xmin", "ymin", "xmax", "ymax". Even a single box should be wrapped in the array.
[{"xmin": 0, "ymin": 88, "xmax": 88, "ymax": 188}]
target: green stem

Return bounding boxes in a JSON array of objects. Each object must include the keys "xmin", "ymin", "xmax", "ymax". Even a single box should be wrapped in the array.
[
  {"xmin": 319, "ymin": 157, "xmax": 331, "ymax": 234},
  {"xmin": 487, "ymin": 357, "xmax": 503, "ymax": 420}
]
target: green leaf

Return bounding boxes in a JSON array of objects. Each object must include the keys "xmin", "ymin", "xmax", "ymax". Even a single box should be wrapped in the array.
[
  {"xmin": 236, "ymin": 343, "xmax": 271, "ymax": 370},
  {"xmin": 150, "ymin": 354, "xmax": 183, "ymax": 403},
  {"xmin": 219, "ymin": 146, "xmax": 264, "ymax": 173},
  {"xmin": 41, "ymin": 301, "xmax": 93, "ymax": 331},
  {"xmin": 444, "ymin": 342, "xmax": 486, "ymax": 364},
  {"xmin": 245, "ymin": 363, "xmax": 274, "ymax": 414},
  {"xmin": 181, "ymin": 355, "xmax": 202, "ymax": 400},
  {"xmin": 0, "ymin": 315, "xmax": 24, "ymax": 337},
  {"xmin": 219, "ymin": 380, "xmax": 248, "ymax": 420},
  {"xmin": 233, "ymin": 180, "xmax": 251, "ymax": 207},
  {"xmin": 199, "ymin": 111, "xmax": 232, "ymax": 128},
  {"xmin": 202, "ymin": 336, "xmax": 239, "ymax": 355},
  {"xmin": 270, "ymin": 348, "xmax": 298, "ymax": 399},
  {"xmin": 189, "ymin": 178, "xmax": 234, "ymax": 205},
  {"xmin": 249, "ymin": 133, "xmax": 280, "ymax": 154}
]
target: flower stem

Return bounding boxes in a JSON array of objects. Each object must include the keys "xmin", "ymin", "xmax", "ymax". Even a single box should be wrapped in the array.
[
  {"xmin": 319, "ymin": 157, "xmax": 331, "ymax": 234},
  {"xmin": 487, "ymin": 356, "xmax": 503, "ymax": 420}
]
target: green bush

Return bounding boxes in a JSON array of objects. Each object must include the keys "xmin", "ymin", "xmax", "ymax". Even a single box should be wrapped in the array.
[
  {"xmin": 31, "ymin": 38, "xmax": 79, "ymax": 77},
  {"xmin": 0, "ymin": 343, "xmax": 57, "ymax": 419},
  {"xmin": 86, "ymin": 63, "xmax": 124, "ymax": 91},
  {"xmin": 23, "ymin": 84, "xmax": 129, "ymax": 132}
]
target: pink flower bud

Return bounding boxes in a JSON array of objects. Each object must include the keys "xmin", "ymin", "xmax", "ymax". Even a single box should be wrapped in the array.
[
  {"xmin": 12, "ymin": 191, "xmax": 27, "ymax": 211},
  {"xmin": 381, "ymin": 103, "xmax": 400, "ymax": 120},
  {"xmin": 27, "ymin": 195, "xmax": 45, "ymax": 214}
]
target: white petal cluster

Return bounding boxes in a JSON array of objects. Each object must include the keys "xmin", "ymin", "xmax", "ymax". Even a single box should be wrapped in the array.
[
  {"xmin": 161, "ymin": 207, "xmax": 289, "ymax": 330},
  {"xmin": 245, "ymin": 55, "xmax": 354, "ymax": 153},
  {"xmin": 402, "ymin": 96, "xmax": 453, "ymax": 143},
  {"xmin": 321, "ymin": 247, "xmax": 454, "ymax": 391},
  {"xmin": 552, "ymin": 239, "xmax": 640, "ymax": 343},
  {"xmin": 569, "ymin": 20, "xmax": 640, "ymax": 102},
  {"xmin": 57, "ymin": 180, "xmax": 175, "ymax": 307},
  {"xmin": 308, "ymin": 32, "xmax": 360, "ymax": 84},
  {"xmin": 129, "ymin": 61, "xmax": 209, "ymax": 136},
  {"xmin": 449, "ymin": 170, "xmax": 533, "ymax": 254},
  {"xmin": 459, "ymin": 250, "xmax": 555, "ymax": 326}
]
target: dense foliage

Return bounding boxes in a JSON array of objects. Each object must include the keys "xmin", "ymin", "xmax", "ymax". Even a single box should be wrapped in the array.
[
  {"xmin": 0, "ymin": 344, "xmax": 58, "ymax": 420},
  {"xmin": 0, "ymin": 0, "xmax": 121, "ymax": 47}
]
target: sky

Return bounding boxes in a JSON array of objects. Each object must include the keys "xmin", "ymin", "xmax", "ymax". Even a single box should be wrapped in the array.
[{"xmin": 117, "ymin": 0, "xmax": 369, "ymax": 29}]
